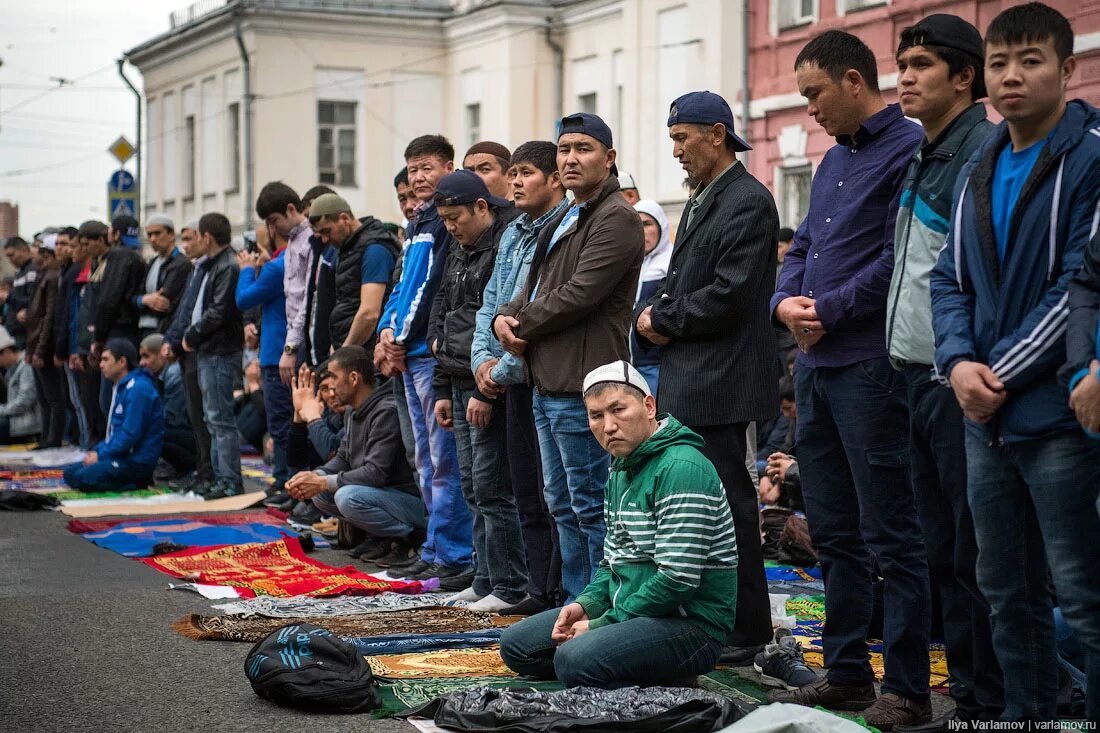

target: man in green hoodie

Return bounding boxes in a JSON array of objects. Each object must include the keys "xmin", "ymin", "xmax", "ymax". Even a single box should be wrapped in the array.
[{"xmin": 499, "ymin": 360, "xmax": 738, "ymax": 687}]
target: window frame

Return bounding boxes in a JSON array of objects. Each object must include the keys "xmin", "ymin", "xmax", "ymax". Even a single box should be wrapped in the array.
[
  {"xmin": 317, "ymin": 99, "xmax": 358, "ymax": 187},
  {"xmin": 773, "ymin": 0, "xmax": 818, "ymax": 33}
]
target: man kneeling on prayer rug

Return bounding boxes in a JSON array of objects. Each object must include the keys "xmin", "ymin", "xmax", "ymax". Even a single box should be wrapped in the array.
[{"xmin": 500, "ymin": 360, "xmax": 738, "ymax": 687}]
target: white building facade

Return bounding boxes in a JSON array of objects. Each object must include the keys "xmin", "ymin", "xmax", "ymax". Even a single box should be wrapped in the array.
[{"xmin": 126, "ymin": 0, "xmax": 748, "ymax": 231}]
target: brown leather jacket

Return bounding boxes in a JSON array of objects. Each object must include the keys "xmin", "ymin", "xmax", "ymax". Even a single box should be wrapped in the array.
[
  {"xmin": 26, "ymin": 265, "xmax": 60, "ymax": 362},
  {"xmin": 497, "ymin": 175, "xmax": 643, "ymax": 394}
]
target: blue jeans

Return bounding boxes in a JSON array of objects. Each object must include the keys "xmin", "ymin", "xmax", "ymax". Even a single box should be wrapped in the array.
[
  {"xmin": 261, "ymin": 365, "xmax": 291, "ymax": 491},
  {"xmin": 532, "ymin": 394, "xmax": 609, "ymax": 602},
  {"xmin": 197, "ymin": 353, "xmax": 243, "ymax": 489},
  {"xmin": 402, "ymin": 357, "xmax": 472, "ymax": 568},
  {"xmin": 795, "ymin": 358, "xmax": 931, "ymax": 700},
  {"xmin": 453, "ymin": 385, "xmax": 528, "ymax": 602},
  {"xmin": 63, "ymin": 458, "xmax": 155, "ymax": 492},
  {"xmin": 634, "ymin": 363, "xmax": 660, "ymax": 398},
  {"xmin": 499, "ymin": 607, "xmax": 722, "ymax": 688},
  {"xmin": 312, "ymin": 484, "xmax": 427, "ymax": 538},
  {"xmin": 965, "ymin": 427, "xmax": 1100, "ymax": 721}
]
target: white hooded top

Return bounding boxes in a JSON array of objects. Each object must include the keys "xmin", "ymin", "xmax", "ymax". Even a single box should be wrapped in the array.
[{"xmin": 633, "ymin": 199, "xmax": 673, "ymax": 299}]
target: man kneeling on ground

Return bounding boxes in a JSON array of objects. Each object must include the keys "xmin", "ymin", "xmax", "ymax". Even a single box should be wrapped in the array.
[
  {"xmin": 500, "ymin": 360, "xmax": 738, "ymax": 687},
  {"xmin": 63, "ymin": 338, "xmax": 164, "ymax": 491},
  {"xmin": 285, "ymin": 346, "xmax": 427, "ymax": 560}
]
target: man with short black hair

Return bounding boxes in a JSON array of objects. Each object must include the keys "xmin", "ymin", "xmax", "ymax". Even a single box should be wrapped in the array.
[
  {"xmin": 769, "ymin": 30, "xmax": 930, "ymax": 726},
  {"xmin": 887, "ymin": 15, "xmax": 1001, "ymax": 729},
  {"xmin": 62, "ymin": 338, "xmax": 163, "ymax": 492},
  {"xmin": 933, "ymin": 2, "xmax": 1100, "ymax": 720},
  {"xmin": 286, "ymin": 346, "xmax": 425, "ymax": 558},
  {"xmin": 495, "ymin": 113, "xmax": 643, "ymax": 602},
  {"xmin": 3, "ymin": 237, "xmax": 37, "ymax": 350},
  {"xmin": 394, "ymin": 167, "xmax": 418, "ymax": 225},
  {"xmin": 635, "ymin": 90, "xmax": 779, "ymax": 662},
  {"xmin": 463, "ymin": 141, "xmax": 513, "ymax": 200},
  {"xmin": 135, "ymin": 214, "xmax": 191, "ymax": 338},
  {"xmin": 308, "ymin": 193, "xmax": 400, "ymax": 351},
  {"xmin": 184, "ymin": 212, "xmax": 244, "ymax": 499}
]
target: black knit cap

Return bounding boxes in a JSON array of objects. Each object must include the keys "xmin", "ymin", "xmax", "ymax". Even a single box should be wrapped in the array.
[{"xmin": 897, "ymin": 14, "xmax": 983, "ymax": 61}]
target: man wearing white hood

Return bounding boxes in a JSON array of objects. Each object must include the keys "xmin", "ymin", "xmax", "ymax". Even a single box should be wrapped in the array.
[{"xmin": 631, "ymin": 200, "xmax": 672, "ymax": 395}]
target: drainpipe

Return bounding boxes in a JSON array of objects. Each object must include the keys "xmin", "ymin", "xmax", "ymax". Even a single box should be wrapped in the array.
[
  {"xmin": 234, "ymin": 12, "xmax": 254, "ymax": 229},
  {"xmin": 740, "ymin": 0, "xmax": 751, "ymax": 168},
  {"xmin": 544, "ymin": 17, "xmax": 563, "ymax": 132},
  {"xmin": 117, "ymin": 58, "xmax": 142, "ymax": 216}
]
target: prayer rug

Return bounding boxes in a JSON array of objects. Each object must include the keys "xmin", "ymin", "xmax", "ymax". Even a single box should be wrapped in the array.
[
  {"xmin": 373, "ymin": 677, "xmax": 567, "ymax": 719},
  {"xmin": 349, "ymin": 630, "xmax": 503, "ymax": 656},
  {"xmin": 790, "ymin": 619, "xmax": 949, "ymax": 686},
  {"xmin": 700, "ymin": 669, "xmax": 770, "ymax": 705},
  {"xmin": 67, "ymin": 510, "xmax": 283, "ymax": 534},
  {"xmin": 211, "ymin": 592, "xmax": 454, "ymax": 617},
  {"xmin": 367, "ymin": 646, "xmax": 514, "ymax": 680},
  {"xmin": 143, "ymin": 537, "xmax": 431, "ymax": 598},
  {"xmin": 171, "ymin": 607, "xmax": 520, "ymax": 642},
  {"xmin": 60, "ymin": 489, "xmax": 265, "ymax": 517},
  {"xmin": 82, "ymin": 519, "xmax": 307, "ymax": 557},
  {"xmin": 785, "ymin": 594, "xmax": 826, "ymax": 621}
]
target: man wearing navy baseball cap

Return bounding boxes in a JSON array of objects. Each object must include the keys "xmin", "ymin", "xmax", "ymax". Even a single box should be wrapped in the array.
[
  {"xmin": 635, "ymin": 89, "xmax": 779, "ymax": 662},
  {"xmin": 430, "ymin": 168, "xmax": 526, "ymax": 610},
  {"xmin": 494, "ymin": 112, "xmax": 643, "ymax": 602}
]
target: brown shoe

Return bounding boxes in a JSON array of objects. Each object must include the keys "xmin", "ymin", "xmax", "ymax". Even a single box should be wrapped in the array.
[
  {"xmin": 860, "ymin": 692, "xmax": 932, "ymax": 731},
  {"xmin": 767, "ymin": 677, "xmax": 876, "ymax": 711}
]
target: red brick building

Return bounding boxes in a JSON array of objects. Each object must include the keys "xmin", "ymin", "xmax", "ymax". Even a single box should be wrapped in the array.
[{"xmin": 745, "ymin": 0, "xmax": 1100, "ymax": 230}]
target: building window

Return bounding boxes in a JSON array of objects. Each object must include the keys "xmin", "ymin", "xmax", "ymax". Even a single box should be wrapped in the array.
[
  {"xmin": 776, "ymin": 0, "xmax": 816, "ymax": 30},
  {"xmin": 465, "ymin": 103, "xmax": 481, "ymax": 148},
  {"xmin": 318, "ymin": 100, "xmax": 356, "ymax": 187},
  {"xmin": 838, "ymin": 0, "xmax": 887, "ymax": 14},
  {"xmin": 227, "ymin": 102, "xmax": 241, "ymax": 192},
  {"xmin": 778, "ymin": 164, "xmax": 812, "ymax": 230},
  {"xmin": 183, "ymin": 115, "xmax": 196, "ymax": 200},
  {"xmin": 577, "ymin": 93, "xmax": 597, "ymax": 115}
]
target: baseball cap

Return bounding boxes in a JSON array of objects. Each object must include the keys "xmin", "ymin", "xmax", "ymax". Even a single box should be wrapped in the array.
[
  {"xmin": 433, "ymin": 169, "xmax": 510, "ymax": 208},
  {"xmin": 0, "ymin": 326, "xmax": 15, "ymax": 352},
  {"xmin": 667, "ymin": 91, "xmax": 752, "ymax": 152},
  {"xmin": 308, "ymin": 193, "xmax": 354, "ymax": 220},
  {"xmin": 897, "ymin": 14, "xmax": 983, "ymax": 61},
  {"xmin": 39, "ymin": 234, "xmax": 58, "ymax": 252},
  {"xmin": 558, "ymin": 112, "xmax": 619, "ymax": 177},
  {"xmin": 111, "ymin": 215, "xmax": 141, "ymax": 248},
  {"xmin": 618, "ymin": 171, "xmax": 638, "ymax": 191},
  {"xmin": 583, "ymin": 360, "xmax": 652, "ymax": 399}
]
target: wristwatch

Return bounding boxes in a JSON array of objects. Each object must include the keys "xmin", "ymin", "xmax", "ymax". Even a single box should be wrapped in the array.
[{"xmin": 283, "ymin": 344, "xmax": 298, "ymax": 355}]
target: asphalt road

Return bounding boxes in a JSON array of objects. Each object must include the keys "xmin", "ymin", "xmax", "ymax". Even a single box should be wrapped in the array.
[{"xmin": 0, "ymin": 511, "xmax": 412, "ymax": 733}]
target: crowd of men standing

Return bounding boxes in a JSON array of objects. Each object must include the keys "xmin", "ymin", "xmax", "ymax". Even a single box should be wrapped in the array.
[{"xmin": 3, "ymin": 1, "xmax": 1100, "ymax": 727}]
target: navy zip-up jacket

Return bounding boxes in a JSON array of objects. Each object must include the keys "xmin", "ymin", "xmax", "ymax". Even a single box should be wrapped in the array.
[
  {"xmin": 932, "ymin": 100, "xmax": 1100, "ymax": 442},
  {"xmin": 96, "ymin": 367, "xmax": 164, "ymax": 468}
]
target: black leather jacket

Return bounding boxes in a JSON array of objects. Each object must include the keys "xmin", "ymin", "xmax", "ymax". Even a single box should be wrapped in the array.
[{"xmin": 183, "ymin": 245, "xmax": 243, "ymax": 356}]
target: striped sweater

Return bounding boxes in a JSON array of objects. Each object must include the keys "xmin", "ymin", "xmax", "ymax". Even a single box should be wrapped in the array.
[{"xmin": 575, "ymin": 416, "xmax": 739, "ymax": 642}]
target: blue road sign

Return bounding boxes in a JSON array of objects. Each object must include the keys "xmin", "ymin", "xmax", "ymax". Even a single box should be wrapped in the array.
[
  {"xmin": 109, "ymin": 170, "xmax": 135, "ymax": 193},
  {"xmin": 109, "ymin": 196, "xmax": 136, "ymax": 219}
]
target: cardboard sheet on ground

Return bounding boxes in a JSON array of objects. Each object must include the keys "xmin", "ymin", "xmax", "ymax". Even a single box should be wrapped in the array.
[{"xmin": 60, "ymin": 489, "xmax": 265, "ymax": 517}]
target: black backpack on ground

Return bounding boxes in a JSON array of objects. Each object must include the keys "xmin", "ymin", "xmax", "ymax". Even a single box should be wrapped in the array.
[{"xmin": 244, "ymin": 623, "xmax": 380, "ymax": 713}]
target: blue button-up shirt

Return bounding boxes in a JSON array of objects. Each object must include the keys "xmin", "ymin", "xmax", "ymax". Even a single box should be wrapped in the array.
[
  {"xmin": 771, "ymin": 104, "xmax": 923, "ymax": 368},
  {"xmin": 471, "ymin": 197, "xmax": 570, "ymax": 385}
]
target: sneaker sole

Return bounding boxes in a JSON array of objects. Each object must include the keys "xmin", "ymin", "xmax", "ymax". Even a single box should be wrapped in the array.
[{"xmin": 753, "ymin": 663, "xmax": 801, "ymax": 691}]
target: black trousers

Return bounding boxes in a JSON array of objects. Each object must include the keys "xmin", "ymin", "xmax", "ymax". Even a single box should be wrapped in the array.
[
  {"xmin": 692, "ymin": 421, "xmax": 772, "ymax": 647},
  {"xmin": 77, "ymin": 361, "xmax": 106, "ymax": 446},
  {"xmin": 162, "ymin": 425, "xmax": 198, "ymax": 475},
  {"xmin": 904, "ymin": 364, "xmax": 1003, "ymax": 718},
  {"xmin": 180, "ymin": 352, "xmax": 214, "ymax": 483},
  {"xmin": 507, "ymin": 383, "xmax": 561, "ymax": 606},
  {"xmin": 33, "ymin": 363, "xmax": 66, "ymax": 447}
]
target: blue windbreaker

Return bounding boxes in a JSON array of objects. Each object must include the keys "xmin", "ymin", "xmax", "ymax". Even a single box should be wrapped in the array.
[{"xmin": 96, "ymin": 368, "xmax": 165, "ymax": 467}]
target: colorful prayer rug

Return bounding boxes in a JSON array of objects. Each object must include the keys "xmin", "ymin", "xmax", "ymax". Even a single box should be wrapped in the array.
[
  {"xmin": 143, "ymin": 537, "xmax": 431, "ymax": 598},
  {"xmin": 211, "ymin": 591, "xmax": 454, "ymax": 616},
  {"xmin": 785, "ymin": 594, "xmax": 826, "ymax": 621},
  {"xmin": 372, "ymin": 677, "xmax": 567, "ymax": 719},
  {"xmin": 367, "ymin": 646, "xmax": 514, "ymax": 680},
  {"xmin": 82, "ymin": 519, "xmax": 308, "ymax": 557},
  {"xmin": 790, "ymin": 619, "xmax": 949, "ymax": 686},
  {"xmin": 67, "ymin": 510, "xmax": 283, "ymax": 534},
  {"xmin": 171, "ymin": 607, "xmax": 520, "ymax": 642},
  {"xmin": 349, "ymin": 631, "xmax": 503, "ymax": 656}
]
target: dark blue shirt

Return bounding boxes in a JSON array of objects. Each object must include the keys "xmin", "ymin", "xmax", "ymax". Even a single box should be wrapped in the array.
[{"xmin": 772, "ymin": 104, "xmax": 923, "ymax": 368}]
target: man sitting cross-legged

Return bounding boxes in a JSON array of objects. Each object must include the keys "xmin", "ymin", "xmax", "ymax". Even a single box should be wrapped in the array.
[
  {"xmin": 63, "ymin": 338, "xmax": 164, "ymax": 492},
  {"xmin": 499, "ymin": 360, "xmax": 737, "ymax": 687},
  {"xmin": 285, "ymin": 346, "xmax": 427, "ymax": 560}
]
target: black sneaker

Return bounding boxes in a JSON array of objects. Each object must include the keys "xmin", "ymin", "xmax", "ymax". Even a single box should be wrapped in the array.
[
  {"xmin": 291, "ymin": 501, "xmax": 323, "ymax": 523},
  {"xmin": 206, "ymin": 482, "xmax": 243, "ymax": 500},
  {"xmin": 373, "ymin": 538, "xmax": 419, "ymax": 567},
  {"xmin": 499, "ymin": 595, "xmax": 551, "ymax": 616},
  {"xmin": 439, "ymin": 568, "xmax": 476, "ymax": 592},
  {"xmin": 347, "ymin": 537, "xmax": 383, "ymax": 558},
  {"xmin": 262, "ymin": 491, "xmax": 294, "ymax": 510},
  {"xmin": 718, "ymin": 643, "xmax": 766, "ymax": 665},
  {"xmin": 753, "ymin": 628, "xmax": 818, "ymax": 690},
  {"xmin": 392, "ymin": 559, "xmax": 431, "ymax": 578},
  {"xmin": 359, "ymin": 541, "xmax": 395, "ymax": 562}
]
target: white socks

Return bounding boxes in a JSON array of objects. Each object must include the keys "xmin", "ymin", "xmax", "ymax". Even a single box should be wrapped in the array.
[
  {"xmin": 466, "ymin": 594, "xmax": 514, "ymax": 612},
  {"xmin": 444, "ymin": 587, "xmax": 484, "ymax": 605}
]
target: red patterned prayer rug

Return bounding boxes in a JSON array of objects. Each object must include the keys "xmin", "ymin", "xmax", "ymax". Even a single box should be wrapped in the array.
[
  {"xmin": 140, "ymin": 537, "xmax": 436, "ymax": 598},
  {"xmin": 67, "ymin": 510, "xmax": 283, "ymax": 534}
]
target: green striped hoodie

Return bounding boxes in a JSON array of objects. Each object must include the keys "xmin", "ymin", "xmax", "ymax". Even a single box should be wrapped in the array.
[{"xmin": 575, "ymin": 415, "xmax": 739, "ymax": 641}]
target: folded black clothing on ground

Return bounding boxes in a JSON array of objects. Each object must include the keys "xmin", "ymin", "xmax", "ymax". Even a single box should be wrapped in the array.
[
  {"xmin": 402, "ymin": 684, "xmax": 750, "ymax": 732},
  {"xmin": 0, "ymin": 490, "xmax": 60, "ymax": 511}
]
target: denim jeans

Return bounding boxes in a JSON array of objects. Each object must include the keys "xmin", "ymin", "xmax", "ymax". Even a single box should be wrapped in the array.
[
  {"xmin": 499, "ymin": 607, "xmax": 722, "ymax": 688},
  {"xmin": 402, "ymin": 357, "xmax": 472, "ymax": 568},
  {"xmin": 965, "ymin": 426, "xmax": 1100, "ymax": 721},
  {"xmin": 312, "ymin": 484, "xmax": 427, "ymax": 538},
  {"xmin": 452, "ymin": 385, "xmax": 528, "ymax": 603},
  {"xmin": 391, "ymin": 375, "xmax": 420, "ymax": 488},
  {"xmin": 261, "ymin": 365, "xmax": 291, "ymax": 491},
  {"xmin": 63, "ymin": 457, "xmax": 155, "ymax": 492},
  {"xmin": 904, "ymin": 364, "xmax": 1002, "ymax": 718},
  {"xmin": 197, "ymin": 353, "xmax": 243, "ymax": 490},
  {"xmin": 795, "ymin": 357, "xmax": 931, "ymax": 700},
  {"xmin": 531, "ymin": 394, "xmax": 609, "ymax": 603}
]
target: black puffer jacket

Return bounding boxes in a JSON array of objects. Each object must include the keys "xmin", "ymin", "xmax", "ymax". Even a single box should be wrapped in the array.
[
  {"xmin": 183, "ymin": 245, "xmax": 243, "ymax": 356},
  {"xmin": 429, "ymin": 206, "xmax": 520, "ymax": 400},
  {"xmin": 330, "ymin": 217, "xmax": 401, "ymax": 349}
]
